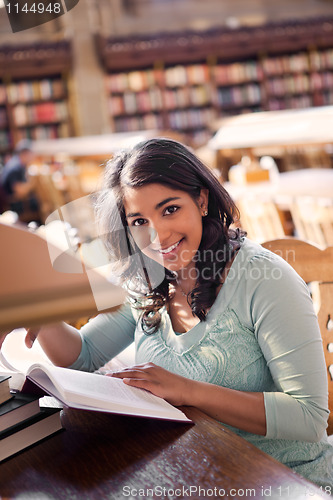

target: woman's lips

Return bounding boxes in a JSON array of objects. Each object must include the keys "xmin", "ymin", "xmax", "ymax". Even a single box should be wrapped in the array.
[{"xmin": 153, "ymin": 238, "xmax": 184, "ymax": 257}]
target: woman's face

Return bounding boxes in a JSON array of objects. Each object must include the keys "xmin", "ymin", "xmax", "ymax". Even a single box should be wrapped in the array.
[{"xmin": 123, "ymin": 183, "xmax": 208, "ymax": 273}]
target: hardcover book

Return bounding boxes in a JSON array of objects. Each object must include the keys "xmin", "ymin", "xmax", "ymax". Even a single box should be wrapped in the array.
[
  {"xmin": 0, "ymin": 375, "xmax": 13, "ymax": 406},
  {"xmin": 0, "ymin": 408, "xmax": 63, "ymax": 463}
]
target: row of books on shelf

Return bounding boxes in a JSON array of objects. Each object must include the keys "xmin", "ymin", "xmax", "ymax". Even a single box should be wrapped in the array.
[
  {"xmin": 266, "ymin": 90, "xmax": 333, "ymax": 110},
  {"xmin": 107, "ymin": 48, "xmax": 333, "ymax": 96},
  {"xmin": 264, "ymin": 72, "xmax": 333, "ymax": 95},
  {"xmin": 109, "ymin": 85, "xmax": 212, "ymax": 115},
  {"xmin": 261, "ymin": 49, "xmax": 333, "ymax": 75},
  {"xmin": 0, "ymin": 123, "xmax": 70, "ymax": 151},
  {"xmin": 215, "ymin": 83, "xmax": 261, "ymax": 107},
  {"xmin": 113, "ymin": 107, "xmax": 216, "ymax": 133},
  {"xmin": 262, "ymin": 52, "xmax": 310, "ymax": 76},
  {"xmin": 0, "ymin": 79, "xmax": 66, "ymax": 105},
  {"xmin": 107, "ymin": 64, "xmax": 211, "ymax": 93},
  {"xmin": 213, "ymin": 61, "xmax": 262, "ymax": 85},
  {"xmin": 164, "ymin": 64, "xmax": 210, "ymax": 87},
  {"xmin": 168, "ymin": 107, "xmax": 216, "ymax": 130},
  {"xmin": 12, "ymin": 101, "xmax": 68, "ymax": 127},
  {"xmin": 265, "ymin": 74, "xmax": 316, "ymax": 95},
  {"xmin": 15, "ymin": 122, "xmax": 70, "ymax": 141},
  {"xmin": 309, "ymin": 49, "xmax": 333, "ymax": 71},
  {"xmin": 267, "ymin": 94, "xmax": 314, "ymax": 111},
  {"xmin": 114, "ymin": 113, "xmax": 164, "ymax": 132}
]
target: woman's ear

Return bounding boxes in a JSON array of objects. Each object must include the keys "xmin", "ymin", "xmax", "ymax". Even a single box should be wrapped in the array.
[{"xmin": 198, "ymin": 188, "xmax": 209, "ymax": 213}]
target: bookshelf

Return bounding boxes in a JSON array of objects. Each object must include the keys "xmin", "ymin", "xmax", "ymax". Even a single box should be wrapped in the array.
[
  {"xmin": 0, "ymin": 42, "xmax": 73, "ymax": 158},
  {"xmin": 96, "ymin": 17, "xmax": 333, "ymax": 145}
]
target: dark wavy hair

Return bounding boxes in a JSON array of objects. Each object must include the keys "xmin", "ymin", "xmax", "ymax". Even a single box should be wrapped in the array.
[{"xmin": 95, "ymin": 138, "xmax": 243, "ymax": 333}]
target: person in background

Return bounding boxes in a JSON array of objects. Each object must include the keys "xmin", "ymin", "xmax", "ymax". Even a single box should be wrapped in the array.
[
  {"xmin": 0, "ymin": 139, "xmax": 40, "ymax": 223},
  {"xmin": 0, "ymin": 138, "xmax": 332, "ymax": 490}
]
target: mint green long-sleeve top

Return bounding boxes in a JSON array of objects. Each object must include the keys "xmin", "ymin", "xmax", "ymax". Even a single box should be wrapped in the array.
[{"xmin": 70, "ymin": 238, "xmax": 333, "ymax": 488}]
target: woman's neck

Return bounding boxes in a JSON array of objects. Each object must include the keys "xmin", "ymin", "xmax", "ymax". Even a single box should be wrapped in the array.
[{"xmin": 174, "ymin": 261, "xmax": 197, "ymax": 296}]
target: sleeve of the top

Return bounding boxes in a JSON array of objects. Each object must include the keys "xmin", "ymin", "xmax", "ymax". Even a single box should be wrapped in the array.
[
  {"xmin": 245, "ymin": 252, "xmax": 329, "ymax": 443},
  {"xmin": 69, "ymin": 302, "xmax": 136, "ymax": 372}
]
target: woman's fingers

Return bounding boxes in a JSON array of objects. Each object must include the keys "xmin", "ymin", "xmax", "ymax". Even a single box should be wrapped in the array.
[
  {"xmin": 110, "ymin": 363, "xmax": 157, "ymax": 379},
  {"xmin": 25, "ymin": 327, "xmax": 41, "ymax": 349}
]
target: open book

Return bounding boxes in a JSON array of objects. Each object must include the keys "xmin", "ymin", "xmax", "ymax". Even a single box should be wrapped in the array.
[
  {"xmin": 0, "ymin": 333, "xmax": 190, "ymax": 423},
  {"xmin": 24, "ymin": 364, "xmax": 191, "ymax": 422}
]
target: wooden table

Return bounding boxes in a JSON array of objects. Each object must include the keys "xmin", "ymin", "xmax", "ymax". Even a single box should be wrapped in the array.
[
  {"xmin": 0, "ymin": 407, "xmax": 329, "ymax": 499},
  {"xmin": 223, "ymin": 168, "xmax": 333, "ymax": 209}
]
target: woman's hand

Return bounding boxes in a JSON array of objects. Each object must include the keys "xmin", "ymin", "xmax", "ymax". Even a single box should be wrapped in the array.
[
  {"xmin": 109, "ymin": 362, "xmax": 193, "ymax": 407},
  {"xmin": 0, "ymin": 327, "xmax": 41, "ymax": 350},
  {"xmin": 24, "ymin": 327, "xmax": 42, "ymax": 348}
]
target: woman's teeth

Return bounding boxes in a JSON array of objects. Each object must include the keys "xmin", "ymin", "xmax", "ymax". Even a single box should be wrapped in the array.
[{"xmin": 159, "ymin": 240, "xmax": 181, "ymax": 254}]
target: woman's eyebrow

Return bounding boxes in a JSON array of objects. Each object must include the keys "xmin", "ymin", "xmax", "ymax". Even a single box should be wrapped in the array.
[{"xmin": 126, "ymin": 197, "xmax": 181, "ymax": 218}]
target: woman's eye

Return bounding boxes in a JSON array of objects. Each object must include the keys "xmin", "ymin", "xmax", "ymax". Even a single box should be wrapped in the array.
[
  {"xmin": 132, "ymin": 218, "xmax": 146, "ymax": 226},
  {"xmin": 164, "ymin": 205, "xmax": 179, "ymax": 215}
]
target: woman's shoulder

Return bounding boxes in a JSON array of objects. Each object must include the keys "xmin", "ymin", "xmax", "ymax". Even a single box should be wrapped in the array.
[
  {"xmin": 230, "ymin": 237, "xmax": 303, "ymax": 287},
  {"xmin": 235, "ymin": 237, "xmax": 282, "ymax": 267}
]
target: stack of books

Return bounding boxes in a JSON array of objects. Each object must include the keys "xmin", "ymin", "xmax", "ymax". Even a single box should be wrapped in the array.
[{"xmin": 0, "ymin": 376, "xmax": 63, "ymax": 463}]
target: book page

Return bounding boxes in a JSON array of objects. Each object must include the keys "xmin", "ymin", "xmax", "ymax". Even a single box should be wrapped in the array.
[
  {"xmin": 0, "ymin": 328, "xmax": 52, "ymax": 390},
  {"xmin": 27, "ymin": 364, "xmax": 191, "ymax": 422}
]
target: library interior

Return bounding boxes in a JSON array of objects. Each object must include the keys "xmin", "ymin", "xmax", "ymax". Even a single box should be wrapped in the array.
[{"xmin": 0, "ymin": 1, "xmax": 333, "ymax": 498}]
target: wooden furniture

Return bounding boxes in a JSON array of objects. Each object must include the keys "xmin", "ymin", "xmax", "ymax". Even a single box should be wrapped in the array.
[
  {"xmin": 262, "ymin": 238, "xmax": 333, "ymax": 435},
  {"xmin": 96, "ymin": 17, "xmax": 333, "ymax": 145},
  {"xmin": 237, "ymin": 196, "xmax": 285, "ymax": 243},
  {"xmin": 290, "ymin": 197, "xmax": 333, "ymax": 247},
  {"xmin": 209, "ymin": 106, "xmax": 333, "ymax": 179},
  {"xmin": 222, "ymin": 168, "xmax": 333, "ymax": 238},
  {"xmin": 0, "ymin": 406, "xmax": 329, "ymax": 499},
  {"xmin": 0, "ymin": 42, "xmax": 73, "ymax": 158}
]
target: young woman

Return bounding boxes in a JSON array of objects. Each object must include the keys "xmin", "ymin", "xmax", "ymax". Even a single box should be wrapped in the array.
[{"xmin": 1, "ymin": 138, "xmax": 332, "ymax": 489}]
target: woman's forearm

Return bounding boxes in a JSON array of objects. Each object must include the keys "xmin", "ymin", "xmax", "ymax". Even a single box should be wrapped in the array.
[
  {"xmin": 185, "ymin": 380, "xmax": 266, "ymax": 436},
  {"xmin": 35, "ymin": 322, "xmax": 82, "ymax": 367},
  {"xmin": 111, "ymin": 363, "xmax": 267, "ymax": 436}
]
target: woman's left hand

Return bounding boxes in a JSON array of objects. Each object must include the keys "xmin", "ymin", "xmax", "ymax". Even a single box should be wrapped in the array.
[{"xmin": 109, "ymin": 362, "xmax": 193, "ymax": 406}]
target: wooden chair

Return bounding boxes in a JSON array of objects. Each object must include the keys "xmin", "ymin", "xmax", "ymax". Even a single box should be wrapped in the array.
[
  {"xmin": 237, "ymin": 196, "xmax": 285, "ymax": 243},
  {"xmin": 32, "ymin": 172, "xmax": 65, "ymax": 222},
  {"xmin": 290, "ymin": 196, "xmax": 333, "ymax": 247},
  {"xmin": 262, "ymin": 238, "xmax": 333, "ymax": 435}
]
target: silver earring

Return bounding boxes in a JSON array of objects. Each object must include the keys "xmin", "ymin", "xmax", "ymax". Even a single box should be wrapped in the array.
[{"xmin": 203, "ymin": 209, "xmax": 208, "ymax": 216}]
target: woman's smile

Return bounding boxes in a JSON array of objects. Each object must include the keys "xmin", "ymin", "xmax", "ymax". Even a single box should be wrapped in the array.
[{"xmin": 153, "ymin": 237, "xmax": 184, "ymax": 256}]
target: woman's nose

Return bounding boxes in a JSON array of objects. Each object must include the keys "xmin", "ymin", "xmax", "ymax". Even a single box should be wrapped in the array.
[{"xmin": 150, "ymin": 221, "xmax": 172, "ymax": 247}]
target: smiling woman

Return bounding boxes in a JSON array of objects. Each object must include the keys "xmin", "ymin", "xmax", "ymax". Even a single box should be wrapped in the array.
[
  {"xmin": 95, "ymin": 138, "xmax": 242, "ymax": 332},
  {"xmin": 1, "ymin": 138, "xmax": 332, "ymax": 490}
]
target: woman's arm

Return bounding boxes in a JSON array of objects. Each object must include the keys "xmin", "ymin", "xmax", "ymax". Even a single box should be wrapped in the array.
[
  {"xmin": 111, "ymin": 363, "xmax": 266, "ymax": 435},
  {"xmin": 30, "ymin": 323, "xmax": 82, "ymax": 367},
  {"xmin": 0, "ymin": 323, "xmax": 83, "ymax": 368},
  {"xmin": 1, "ymin": 303, "xmax": 136, "ymax": 371}
]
